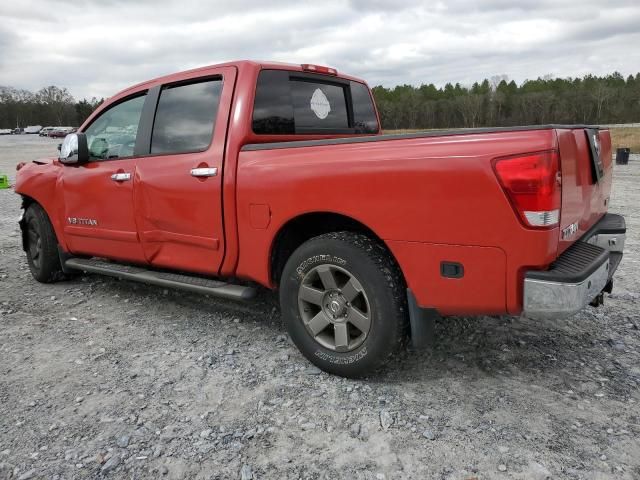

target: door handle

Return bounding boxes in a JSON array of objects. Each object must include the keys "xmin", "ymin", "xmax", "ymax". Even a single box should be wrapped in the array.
[
  {"xmin": 111, "ymin": 172, "xmax": 131, "ymax": 182},
  {"xmin": 190, "ymin": 167, "xmax": 218, "ymax": 177}
]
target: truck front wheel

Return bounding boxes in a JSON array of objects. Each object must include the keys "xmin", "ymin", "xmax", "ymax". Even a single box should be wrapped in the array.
[
  {"xmin": 279, "ymin": 232, "xmax": 407, "ymax": 377},
  {"xmin": 23, "ymin": 203, "xmax": 66, "ymax": 283}
]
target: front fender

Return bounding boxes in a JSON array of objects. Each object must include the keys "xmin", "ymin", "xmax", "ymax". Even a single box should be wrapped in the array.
[{"xmin": 15, "ymin": 160, "xmax": 68, "ymax": 251}]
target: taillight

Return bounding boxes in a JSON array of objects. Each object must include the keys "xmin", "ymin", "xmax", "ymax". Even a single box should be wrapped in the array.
[
  {"xmin": 301, "ymin": 64, "xmax": 338, "ymax": 75},
  {"xmin": 493, "ymin": 150, "xmax": 561, "ymax": 228}
]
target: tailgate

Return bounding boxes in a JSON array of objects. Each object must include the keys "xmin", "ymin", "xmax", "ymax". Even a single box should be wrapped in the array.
[{"xmin": 557, "ymin": 127, "xmax": 613, "ymax": 254}]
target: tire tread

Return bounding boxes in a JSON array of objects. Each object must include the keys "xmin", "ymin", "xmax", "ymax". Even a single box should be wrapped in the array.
[
  {"xmin": 280, "ymin": 231, "xmax": 408, "ymax": 377},
  {"xmin": 321, "ymin": 231, "xmax": 408, "ymax": 355},
  {"xmin": 24, "ymin": 203, "xmax": 65, "ymax": 283}
]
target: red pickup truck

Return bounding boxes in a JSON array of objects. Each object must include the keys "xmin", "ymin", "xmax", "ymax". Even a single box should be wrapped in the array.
[{"xmin": 15, "ymin": 60, "xmax": 626, "ymax": 377}]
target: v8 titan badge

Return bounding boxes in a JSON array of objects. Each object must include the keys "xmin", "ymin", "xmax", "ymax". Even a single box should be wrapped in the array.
[
  {"xmin": 310, "ymin": 88, "xmax": 331, "ymax": 119},
  {"xmin": 561, "ymin": 221, "xmax": 579, "ymax": 240},
  {"xmin": 67, "ymin": 217, "xmax": 98, "ymax": 226}
]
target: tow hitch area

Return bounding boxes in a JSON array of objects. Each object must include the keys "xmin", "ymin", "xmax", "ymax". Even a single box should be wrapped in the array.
[
  {"xmin": 523, "ymin": 213, "xmax": 625, "ymax": 319},
  {"xmin": 590, "ymin": 279, "xmax": 614, "ymax": 308},
  {"xmin": 589, "ymin": 292, "xmax": 604, "ymax": 307}
]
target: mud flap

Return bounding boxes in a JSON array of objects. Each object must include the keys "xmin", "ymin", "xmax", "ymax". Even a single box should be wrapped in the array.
[
  {"xmin": 407, "ymin": 289, "xmax": 438, "ymax": 349},
  {"xmin": 57, "ymin": 246, "xmax": 76, "ymax": 275}
]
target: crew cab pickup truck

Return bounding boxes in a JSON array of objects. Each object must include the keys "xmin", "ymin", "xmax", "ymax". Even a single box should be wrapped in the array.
[{"xmin": 15, "ymin": 60, "xmax": 626, "ymax": 377}]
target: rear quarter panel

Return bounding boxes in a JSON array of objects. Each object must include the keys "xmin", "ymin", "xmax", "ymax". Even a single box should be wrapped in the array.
[{"xmin": 235, "ymin": 130, "xmax": 560, "ymax": 315}]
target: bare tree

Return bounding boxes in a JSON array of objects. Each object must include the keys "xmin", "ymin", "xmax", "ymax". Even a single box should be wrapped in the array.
[
  {"xmin": 591, "ymin": 84, "xmax": 614, "ymax": 122},
  {"xmin": 456, "ymin": 94, "xmax": 483, "ymax": 128},
  {"xmin": 490, "ymin": 75, "xmax": 509, "ymax": 92},
  {"xmin": 37, "ymin": 86, "xmax": 75, "ymax": 125}
]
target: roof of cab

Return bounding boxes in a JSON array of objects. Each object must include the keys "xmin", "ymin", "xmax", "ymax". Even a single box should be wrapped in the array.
[{"xmin": 113, "ymin": 60, "xmax": 367, "ymax": 100}]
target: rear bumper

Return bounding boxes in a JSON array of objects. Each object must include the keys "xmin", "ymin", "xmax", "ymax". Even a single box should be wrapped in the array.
[{"xmin": 523, "ymin": 213, "xmax": 625, "ymax": 319}]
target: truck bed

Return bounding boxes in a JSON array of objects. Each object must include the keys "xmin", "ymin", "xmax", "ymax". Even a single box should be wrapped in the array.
[{"xmin": 237, "ymin": 124, "xmax": 612, "ymax": 315}]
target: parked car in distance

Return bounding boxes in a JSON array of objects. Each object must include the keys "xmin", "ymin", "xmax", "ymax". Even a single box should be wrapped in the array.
[
  {"xmin": 39, "ymin": 127, "xmax": 55, "ymax": 137},
  {"xmin": 0, "ymin": 128, "xmax": 12, "ymax": 135},
  {"xmin": 24, "ymin": 125, "xmax": 43, "ymax": 134},
  {"xmin": 14, "ymin": 60, "xmax": 626, "ymax": 377},
  {"xmin": 12, "ymin": 128, "xmax": 24, "ymax": 134},
  {"xmin": 48, "ymin": 129, "xmax": 66, "ymax": 138},
  {"xmin": 49, "ymin": 127, "xmax": 76, "ymax": 138}
]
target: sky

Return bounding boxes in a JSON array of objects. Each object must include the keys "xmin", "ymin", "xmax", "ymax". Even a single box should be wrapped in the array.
[{"xmin": 1, "ymin": 0, "xmax": 639, "ymax": 101}]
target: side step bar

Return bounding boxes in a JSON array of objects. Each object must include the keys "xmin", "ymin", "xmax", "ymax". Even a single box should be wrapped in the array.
[{"xmin": 64, "ymin": 258, "xmax": 257, "ymax": 300}]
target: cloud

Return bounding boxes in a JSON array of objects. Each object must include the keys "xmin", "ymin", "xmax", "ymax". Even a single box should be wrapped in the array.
[
  {"xmin": 0, "ymin": 0, "xmax": 638, "ymax": 100},
  {"xmin": 0, "ymin": 26, "xmax": 19, "ymax": 60}
]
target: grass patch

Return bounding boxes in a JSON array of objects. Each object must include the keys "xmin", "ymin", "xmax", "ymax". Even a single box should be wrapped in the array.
[{"xmin": 610, "ymin": 127, "xmax": 640, "ymax": 153}]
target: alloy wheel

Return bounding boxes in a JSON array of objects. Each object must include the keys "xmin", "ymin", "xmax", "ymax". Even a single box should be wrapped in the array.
[{"xmin": 297, "ymin": 264, "xmax": 372, "ymax": 352}]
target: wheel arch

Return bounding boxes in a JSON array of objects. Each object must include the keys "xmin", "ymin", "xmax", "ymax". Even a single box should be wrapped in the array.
[
  {"xmin": 20, "ymin": 194, "xmax": 36, "ymax": 209},
  {"xmin": 269, "ymin": 211, "xmax": 405, "ymax": 287},
  {"xmin": 18, "ymin": 194, "xmax": 38, "ymax": 252},
  {"xmin": 18, "ymin": 195, "xmax": 68, "ymax": 255}
]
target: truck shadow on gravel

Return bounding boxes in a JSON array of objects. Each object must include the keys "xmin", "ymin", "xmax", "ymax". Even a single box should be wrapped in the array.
[
  {"xmin": 69, "ymin": 272, "xmax": 635, "ymax": 398},
  {"xmin": 385, "ymin": 312, "xmax": 637, "ymax": 400}
]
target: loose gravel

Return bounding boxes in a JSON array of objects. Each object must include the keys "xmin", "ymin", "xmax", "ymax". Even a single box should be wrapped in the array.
[{"xmin": 1, "ymin": 136, "xmax": 639, "ymax": 479}]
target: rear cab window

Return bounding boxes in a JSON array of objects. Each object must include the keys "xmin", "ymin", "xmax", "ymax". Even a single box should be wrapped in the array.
[{"xmin": 252, "ymin": 70, "xmax": 379, "ymax": 135}]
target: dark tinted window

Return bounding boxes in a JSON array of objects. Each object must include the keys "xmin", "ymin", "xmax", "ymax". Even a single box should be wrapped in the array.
[
  {"xmin": 351, "ymin": 81, "xmax": 379, "ymax": 134},
  {"xmin": 151, "ymin": 79, "xmax": 222, "ymax": 154},
  {"xmin": 290, "ymin": 80, "xmax": 349, "ymax": 132},
  {"xmin": 84, "ymin": 94, "xmax": 146, "ymax": 161},
  {"xmin": 253, "ymin": 70, "xmax": 294, "ymax": 134},
  {"xmin": 252, "ymin": 70, "xmax": 379, "ymax": 135}
]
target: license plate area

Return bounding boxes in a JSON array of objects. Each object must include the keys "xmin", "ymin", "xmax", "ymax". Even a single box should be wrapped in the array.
[{"xmin": 586, "ymin": 128, "xmax": 604, "ymax": 183}]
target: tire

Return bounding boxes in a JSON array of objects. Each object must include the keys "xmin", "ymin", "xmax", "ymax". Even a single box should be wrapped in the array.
[
  {"xmin": 279, "ymin": 232, "xmax": 408, "ymax": 377},
  {"xmin": 23, "ymin": 203, "xmax": 66, "ymax": 283}
]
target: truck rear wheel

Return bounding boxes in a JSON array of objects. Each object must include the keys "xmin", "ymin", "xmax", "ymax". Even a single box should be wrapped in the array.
[
  {"xmin": 279, "ymin": 232, "xmax": 407, "ymax": 377},
  {"xmin": 23, "ymin": 203, "xmax": 65, "ymax": 283}
]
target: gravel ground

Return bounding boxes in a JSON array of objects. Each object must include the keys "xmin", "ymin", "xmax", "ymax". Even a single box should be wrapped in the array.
[{"xmin": 0, "ymin": 135, "xmax": 639, "ymax": 480}]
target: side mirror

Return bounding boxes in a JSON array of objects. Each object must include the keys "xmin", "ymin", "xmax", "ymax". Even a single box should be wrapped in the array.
[{"xmin": 59, "ymin": 133, "xmax": 89, "ymax": 165}]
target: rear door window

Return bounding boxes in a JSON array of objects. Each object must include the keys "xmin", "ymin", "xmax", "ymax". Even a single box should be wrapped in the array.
[
  {"xmin": 151, "ymin": 78, "xmax": 222, "ymax": 155},
  {"xmin": 252, "ymin": 70, "xmax": 379, "ymax": 135}
]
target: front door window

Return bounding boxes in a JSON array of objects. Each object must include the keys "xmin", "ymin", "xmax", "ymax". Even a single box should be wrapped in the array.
[{"xmin": 84, "ymin": 94, "xmax": 146, "ymax": 161}]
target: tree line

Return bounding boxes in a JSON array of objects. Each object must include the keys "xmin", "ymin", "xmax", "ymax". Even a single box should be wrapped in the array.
[
  {"xmin": 372, "ymin": 72, "xmax": 640, "ymax": 130},
  {"xmin": 2, "ymin": 72, "xmax": 639, "ymax": 130},
  {"xmin": 0, "ymin": 86, "xmax": 103, "ymax": 129}
]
